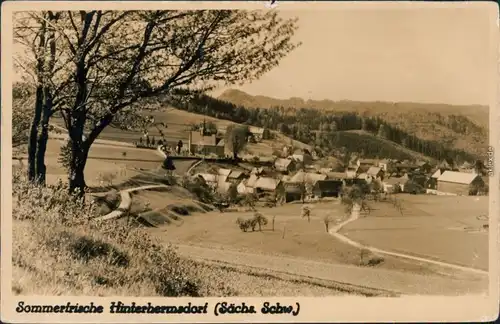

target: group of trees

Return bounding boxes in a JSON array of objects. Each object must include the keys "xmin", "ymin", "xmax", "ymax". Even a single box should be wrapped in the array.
[
  {"xmin": 13, "ymin": 10, "xmax": 300, "ymax": 194},
  {"xmin": 167, "ymin": 93, "xmax": 482, "ymax": 165}
]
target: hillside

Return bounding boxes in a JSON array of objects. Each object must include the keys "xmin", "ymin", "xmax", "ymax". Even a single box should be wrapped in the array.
[
  {"xmin": 218, "ymin": 89, "xmax": 489, "ymax": 128},
  {"xmin": 214, "ymin": 89, "xmax": 488, "ymax": 161}
]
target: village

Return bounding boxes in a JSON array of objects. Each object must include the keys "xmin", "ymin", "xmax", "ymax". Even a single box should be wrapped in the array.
[{"xmin": 143, "ymin": 120, "xmax": 489, "ymax": 208}]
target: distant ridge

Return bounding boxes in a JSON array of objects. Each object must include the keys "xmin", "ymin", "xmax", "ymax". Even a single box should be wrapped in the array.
[{"xmin": 217, "ymin": 89, "xmax": 489, "ymax": 129}]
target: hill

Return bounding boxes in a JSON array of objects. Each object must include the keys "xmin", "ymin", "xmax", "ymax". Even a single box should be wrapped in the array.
[
  {"xmin": 216, "ymin": 89, "xmax": 489, "ymax": 161},
  {"xmin": 158, "ymin": 90, "xmax": 486, "ymax": 164}
]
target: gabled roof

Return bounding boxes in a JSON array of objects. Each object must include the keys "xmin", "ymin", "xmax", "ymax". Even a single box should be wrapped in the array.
[
  {"xmin": 275, "ymin": 158, "xmax": 294, "ymax": 168},
  {"xmin": 437, "ymin": 171, "xmax": 480, "ymax": 185},
  {"xmin": 218, "ymin": 168, "xmax": 232, "ymax": 176},
  {"xmin": 326, "ymin": 172, "xmax": 347, "ymax": 180},
  {"xmin": 246, "ymin": 174, "xmax": 259, "ymax": 187},
  {"xmin": 290, "ymin": 171, "xmax": 327, "ymax": 184},
  {"xmin": 190, "ymin": 132, "xmax": 217, "ymax": 146},
  {"xmin": 379, "ymin": 159, "xmax": 391, "ymax": 164},
  {"xmin": 255, "ymin": 177, "xmax": 280, "ymax": 191},
  {"xmin": 358, "ymin": 158, "xmax": 378, "ymax": 165},
  {"xmin": 416, "ymin": 161, "xmax": 430, "ymax": 167},
  {"xmin": 195, "ymin": 173, "xmax": 217, "ymax": 183},
  {"xmin": 367, "ymin": 166, "xmax": 382, "ymax": 176},
  {"xmin": 384, "ymin": 176, "xmax": 409, "ymax": 185},
  {"xmin": 228, "ymin": 170, "xmax": 245, "ymax": 179},
  {"xmin": 431, "ymin": 169, "xmax": 442, "ymax": 178},
  {"xmin": 217, "ymin": 139, "xmax": 225, "ymax": 147},
  {"xmin": 356, "ymin": 173, "xmax": 369, "ymax": 180}
]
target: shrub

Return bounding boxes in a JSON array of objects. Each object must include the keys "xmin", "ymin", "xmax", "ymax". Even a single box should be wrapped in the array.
[{"xmin": 253, "ymin": 212, "xmax": 268, "ymax": 231}]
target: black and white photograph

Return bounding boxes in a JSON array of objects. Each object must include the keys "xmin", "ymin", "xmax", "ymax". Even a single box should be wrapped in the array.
[{"xmin": 2, "ymin": 1, "xmax": 499, "ymax": 323}]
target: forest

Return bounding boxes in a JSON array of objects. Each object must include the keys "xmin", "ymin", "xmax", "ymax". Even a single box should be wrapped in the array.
[{"xmin": 164, "ymin": 91, "xmax": 483, "ymax": 164}]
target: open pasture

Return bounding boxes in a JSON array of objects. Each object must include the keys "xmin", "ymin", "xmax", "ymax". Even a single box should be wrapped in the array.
[
  {"xmin": 146, "ymin": 201, "xmax": 449, "ymax": 275},
  {"xmin": 340, "ymin": 194, "xmax": 489, "ymax": 270}
]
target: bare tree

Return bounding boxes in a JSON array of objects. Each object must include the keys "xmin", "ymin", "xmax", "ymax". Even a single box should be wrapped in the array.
[{"xmin": 16, "ymin": 10, "xmax": 300, "ymax": 193}]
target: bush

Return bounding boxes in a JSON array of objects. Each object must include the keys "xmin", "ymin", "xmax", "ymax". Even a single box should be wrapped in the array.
[
  {"xmin": 236, "ymin": 213, "xmax": 268, "ymax": 232},
  {"xmin": 12, "ymin": 170, "xmax": 235, "ymax": 297}
]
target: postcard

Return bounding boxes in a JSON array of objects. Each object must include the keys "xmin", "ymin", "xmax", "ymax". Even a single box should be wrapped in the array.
[{"xmin": 1, "ymin": 1, "xmax": 499, "ymax": 323}]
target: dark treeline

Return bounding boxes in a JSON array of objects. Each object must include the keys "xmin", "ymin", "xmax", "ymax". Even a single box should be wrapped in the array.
[{"xmin": 164, "ymin": 92, "xmax": 479, "ymax": 163}]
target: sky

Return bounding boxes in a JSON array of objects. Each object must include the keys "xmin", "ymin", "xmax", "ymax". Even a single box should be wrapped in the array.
[{"xmin": 212, "ymin": 7, "xmax": 495, "ymax": 106}]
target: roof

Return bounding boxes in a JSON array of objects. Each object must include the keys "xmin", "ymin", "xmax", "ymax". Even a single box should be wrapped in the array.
[
  {"xmin": 346, "ymin": 170, "xmax": 357, "ymax": 179},
  {"xmin": 314, "ymin": 180, "xmax": 343, "ymax": 192},
  {"xmin": 367, "ymin": 166, "xmax": 382, "ymax": 176},
  {"xmin": 356, "ymin": 173, "xmax": 369, "ymax": 180},
  {"xmin": 460, "ymin": 161, "xmax": 473, "ymax": 169},
  {"xmin": 249, "ymin": 126, "xmax": 265, "ymax": 134},
  {"xmin": 416, "ymin": 161, "xmax": 430, "ymax": 167},
  {"xmin": 284, "ymin": 182, "xmax": 302, "ymax": 193},
  {"xmin": 326, "ymin": 172, "xmax": 347, "ymax": 180},
  {"xmin": 358, "ymin": 158, "xmax": 378, "ymax": 165},
  {"xmin": 254, "ymin": 177, "xmax": 281, "ymax": 191},
  {"xmin": 228, "ymin": 170, "xmax": 244, "ymax": 179},
  {"xmin": 195, "ymin": 173, "xmax": 217, "ymax": 183},
  {"xmin": 431, "ymin": 169, "xmax": 442, "ymax": 178},
  {"xmin": 437, "ymin": 171, "xmax": 480, "ymax": 185},
  {"xmin": 217, "ymin": 182, "xmax": 232, "ymax": 194},
  {"xmin": 217, "ymin": 139, "xmax": 225, "ymax": 147},
  {"xmin": 379, "ymin": 159, "xmax": 391, "ymax": 164},
  {"xmin": 251, "ymin": 167, "xmax": 264, "ymax": 175},
  {"xmin": 218, "ymin": 168, "xmax": 232, "ymax": 176},
  {"xmin": 290, "ymin": 171, "xmax": 327, "ymax": 184},
  {"xmin": 384, "ymin": 176, "xmax": 409, "ymax": 185},
  {"xmin": 246, "ymin": 174, "xmax": 259, "ymax": 187},
  {"xmin": 190, "ymin": 132, "xmax": 217, "ymax": 146},
  {"xmin": 319, "ymin": 168, "xmax": 333, "ymax": 174},
  {"xmin": 275, "ymin": 158, "xmax": 294, "ymax": 168}
]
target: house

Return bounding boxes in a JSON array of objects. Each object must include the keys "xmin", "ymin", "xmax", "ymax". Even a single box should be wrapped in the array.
[
  {"xmin": 188, "ymin": 129, "xmax": 224, "ymax": 157},
  {"xmin": 194, "ymin": 173, "xmax": 218, "ymax": 188},
  {"xmin": 356, "ymin": 172, "xmax": 373, "ymax": 184},
  {"xmin": 217, "ymin": 181, "xmax": 233, "ymax": 195},
  {"xmin": 251, "ymin": 167, "xmax": 265, "ymax": 175},
  {"xmin": 312, "ymin": 180, "xmax": 343, "ymax": 198},
  {"xmin": 318, "ymin": 167, "xmax": 333, "ymax": 175},
  {"xmin": 292, "ymin": 149, "xmax": 313, "ymax": 166},
  {"xmin": 290, "ymin": 171, "xmax": 327, "ymax": 185},
  {"xmin": 378, "ymin": 159, "xmax": 393, "ymax": 172},
  {"xmin": 357, "ymin": 158, "xmax": 379, "ymax": 168},
  {"xmin": 254, "ymin": 177, "xmax": 283, "ymax": 197},
  {"xmin": 366, "ymin": 166, "xmax": 384, "ymax": 180},
  {"xmin": 248, "ymin": 126, "xmax": 271, "ymax": 142},
  {"xmin": 394, "ymin": 163, "xmax": 420, "ymax": 174},
  {"xmin": 458, "ymin": 161, "xmax": 475, "ymax": 173},
  {"xmin": 383, "ymin": 175, "xmax": 409, "ymax": 193},
  {"xmin": 237, "ymin": 174, "xmax": 259, "ymax": 194},
  {"xmin": 326, "ymin": 172, "xmax": 347, "ymax": 181},
  {"xmin": 227, "ymin": 170, "xmax": 247, "ymax": 183},
  {"xmin": 415, "ymin": 161, "xmax": 432, "ymax": 174},
  {"xmin": 284, "ymin": 182, "xmax": 303, "ymax": 202},
  {"xmin": 274, "ymin": 158, "xmax": 296, "ymax": 173},
  {"xmin": 436, "ymin": 171, "xmax": 486, "ymax": 196}
]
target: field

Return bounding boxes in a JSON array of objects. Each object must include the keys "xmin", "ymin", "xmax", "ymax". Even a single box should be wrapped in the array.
[
  {"xmin": 340, "ymin": 195, "xmax": 489, "ymax": 270},
  {"xmin": 51, "ymin": 107, "xmax": 311, "ymax": 158}
]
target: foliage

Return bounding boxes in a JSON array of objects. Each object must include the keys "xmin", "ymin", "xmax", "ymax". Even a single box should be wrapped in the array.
[
  {"xmin": 224, "ymin": 125, "xmax": 249, "ymax": 159},
  {"xmin": 57, "ymin": 139, "xmax": 73, "ymax": 172},
  {"xmin": 14, "ymin": 10, "xmax": 300, "ymax": 190},
  {"xmin": 180, "ymin": 176, "xmax": 215, "ymax": 204},
  {"xmin": 236, "ymin": 212, "xmax": 268, "ymax": 232},
  {"xmin": 341, "ymin": 185, "xmax": 371, "ymax": 216},
  {"xmin": 301, "ymin": 205, "xmax": 311, "ymax": 222},
  {"xmin": 12, "ymin": 95, "xmax": 34, "ymax": 148}
]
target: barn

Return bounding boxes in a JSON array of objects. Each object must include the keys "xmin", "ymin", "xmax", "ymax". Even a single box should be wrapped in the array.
[
  {"xmin": 436, "ymin": 171, "xmax": 485, "ymax": 196},
  {"xmin": 312, "ymin": 180, "xmax": 343, "ymax": 198}
]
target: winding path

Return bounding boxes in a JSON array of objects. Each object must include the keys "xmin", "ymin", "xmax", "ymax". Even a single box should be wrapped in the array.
[
  {"xmin": 328, "ymin": 205, "xmax": 488, "ymax": 276},
  {"xmin": 95, "ymin": 184, "xmax": 170, "ymax": 221}
]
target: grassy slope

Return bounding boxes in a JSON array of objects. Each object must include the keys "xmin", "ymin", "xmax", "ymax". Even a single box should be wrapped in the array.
[{"xmin": 53, "ymin": 107, "xmax": 311, "ymax": 157}]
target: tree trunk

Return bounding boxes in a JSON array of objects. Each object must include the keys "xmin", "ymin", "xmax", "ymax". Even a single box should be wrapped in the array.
[
  {"xmin": 27, "ymin": 86, "xmax": 43, "ymax": 182},
  {"xmin": 35, "ymin": 89, "xmax": 52, "ymax": 185},
  {"xmin": 68, "ymin": 141, "xmax": 89, "ymax": 196}
]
